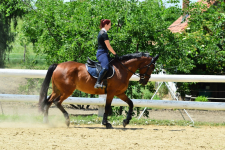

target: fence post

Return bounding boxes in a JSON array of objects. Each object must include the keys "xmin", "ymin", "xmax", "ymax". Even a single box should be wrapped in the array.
[{"xmin": 98, "ymin": 94, "xmax": 106, "ymax": 117}]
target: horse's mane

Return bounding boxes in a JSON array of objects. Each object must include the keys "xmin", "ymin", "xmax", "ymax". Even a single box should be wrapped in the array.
[{"xmin": 118, "ymin": 52, "xmax": 151, "ymax": 61}]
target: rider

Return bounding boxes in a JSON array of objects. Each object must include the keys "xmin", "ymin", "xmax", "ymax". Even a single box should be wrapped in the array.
[{"xmin": 94, "ymin": 19, "xmax": 118, "ymax": 89}]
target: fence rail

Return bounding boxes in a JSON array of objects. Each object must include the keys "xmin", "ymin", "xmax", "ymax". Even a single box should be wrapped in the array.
[
  {"xmin": 1, "ymin": 94, "xmax": 225, "ymax": 111},
  {"xmin": 1, "ymin": 69, "xmax": 225, "ymax": 82},
  {"xmin": 1, "ymin": 69, "xmax": 225, "ymax": 116}
]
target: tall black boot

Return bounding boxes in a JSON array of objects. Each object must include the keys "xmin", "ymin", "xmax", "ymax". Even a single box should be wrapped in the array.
[{"xmin": 94, "ymin": 68, "xmax": 108, "ymax": 89}]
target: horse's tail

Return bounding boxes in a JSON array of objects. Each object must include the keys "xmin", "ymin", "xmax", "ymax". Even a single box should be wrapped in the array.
[{"xmin": 39, "ymin": 64, "xmax": 58, "ymax": 113}]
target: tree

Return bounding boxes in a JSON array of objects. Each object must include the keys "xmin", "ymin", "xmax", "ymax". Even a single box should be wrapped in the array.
[
  {"xmin": 168, "ymin": 0, "xmax": 225, "ymax": 98},
  {"xmin": 175, "ymin": 0, "xmax": 225, "ymax": 75},
  {"xmin": 0, "ymin": 0, "xmax": 27, "ymax": 67},
  {"xmin": 19, "ymin": 0, "xmax": 184, "ymax": 67}
]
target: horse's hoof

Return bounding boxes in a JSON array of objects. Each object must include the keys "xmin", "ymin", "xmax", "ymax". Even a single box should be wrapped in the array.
[
  {"xmin": 102, "ymin": 121, "xmax": 107, "ymax": 125},
  {"xmin": 106, "ymin": 123, "xmax": 113, "ymax": 129},
  {"xmin": 65, "ymin": 119, "xmax": 70, "ymax": 127},
  {"xmin": 123, "ymin": 119, "xmax": 129, "ymax": 128},
  {"xmin": 43, "ymin": 117, "xmax": 48, "ymax": 124}
]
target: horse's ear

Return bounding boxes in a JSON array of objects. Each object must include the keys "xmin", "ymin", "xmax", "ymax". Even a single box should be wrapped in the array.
[{"xmin": 152, "ymin": 54, "xmax": 159, "ymax": 63}]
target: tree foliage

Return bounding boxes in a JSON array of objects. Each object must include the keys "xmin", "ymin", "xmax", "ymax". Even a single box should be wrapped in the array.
[
  {"xmin": 172, "ymin": 0, "xmax": 225, "ymax": 98},
  {"xmin": 16, "ymin": 0, "xmax": 184, "ymax": 68},
  {"xmin": 172, "ymin": 0, "xmax": 225, "ymax": 75},
  {"xmin": 0, "ymin": 0, "xmax": 26, "ymax": 67},
  {"xmin": 2, "ymin": 0, "xmax": 224, "ymax": 74}
]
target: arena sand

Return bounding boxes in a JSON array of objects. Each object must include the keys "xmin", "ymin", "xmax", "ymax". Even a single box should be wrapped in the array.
[{"xmin": 0, "ymin": 122, "xmax": 225, "ymax": 150}]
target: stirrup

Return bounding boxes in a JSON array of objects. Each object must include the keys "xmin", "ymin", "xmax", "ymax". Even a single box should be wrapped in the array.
[{"xmin": 94, "ymin": 83, "xmax": 106, "ymax": 89}]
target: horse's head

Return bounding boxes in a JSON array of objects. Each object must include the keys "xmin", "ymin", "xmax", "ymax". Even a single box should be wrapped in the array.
[{"xmin": 139, "ymin": 54, "xmax": 159, "ymax": 85}]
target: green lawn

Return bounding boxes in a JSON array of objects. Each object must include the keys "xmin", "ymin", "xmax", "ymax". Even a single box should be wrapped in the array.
[
  {"xmin": 1, "ymin": 114, "xmax": 225, "ymax": 127},
  {"xmin": 5, "ymin": 19, "xmax": 48, "ymax": 69}
]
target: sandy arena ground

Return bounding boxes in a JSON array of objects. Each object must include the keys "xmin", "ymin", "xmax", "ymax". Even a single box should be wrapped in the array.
[
  {"xmin": 1, "ymin": 77, "xmax": 225, "ymax": 149},
  {"xmin": 0, "ymin": 123, "xmax": 225, "ymax": 150},
  {"xmin": 0, "ymin": 102, "xmax": 225, "ymax": 150}
]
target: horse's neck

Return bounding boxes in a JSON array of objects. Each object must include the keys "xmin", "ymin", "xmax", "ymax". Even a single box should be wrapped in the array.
[{"xmin": 120, "ymin": 58, "xmax": 143, "ymax": 78}]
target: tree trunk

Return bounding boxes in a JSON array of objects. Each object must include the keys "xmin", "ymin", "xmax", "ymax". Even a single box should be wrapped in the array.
[
  {"xmin": 24, "ymin": 44, "xmax": 26, "ymax": 62},
  {"xmin": 136, "ymin": 43, "xmax": 139, "ymax": 52}
]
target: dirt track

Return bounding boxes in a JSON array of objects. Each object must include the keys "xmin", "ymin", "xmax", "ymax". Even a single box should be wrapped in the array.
[
  {"xmin": 0, "ymin": 102, "xmax": 225, "ymax": 150},
  {"xmin": 1, "ymin": 77, "xmax": 225, "ymax": 149},
  {"xmin": 0, "ymin": 122, "xmax": 225, "ymax": 150}
]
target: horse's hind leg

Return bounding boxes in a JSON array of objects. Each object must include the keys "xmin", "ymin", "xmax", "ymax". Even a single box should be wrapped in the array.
[
  {"xmin": 43, "ymin": 101, "xmax": 52, "ymax": 123},
  {"xmin": 116, "ymin": 93, "xmax": 134, "ymax": 128},
  {"xmin": 42, "ymin": 94, "xmax": 52, "ymax": 123},
  {"xmin": 53, "ymin": 96, "xmax": 70, "ymax": 127},
  {"xmin": 43, "ymin": 94, "xmax": 59, "ymax": 124}
]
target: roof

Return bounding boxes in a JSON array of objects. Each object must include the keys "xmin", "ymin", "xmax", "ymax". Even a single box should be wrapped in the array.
[
  {"xmin": 168, "ymin": 0, "xmax": 216, "ymax": 33},
  {"xmin": 168, "ymin": 15, "xmax": 189, "ymax": 33}
]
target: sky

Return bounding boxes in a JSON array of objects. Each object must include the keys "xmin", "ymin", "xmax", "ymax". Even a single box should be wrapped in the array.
[
  {"xmin": 161, "ymin": 0, "xmax": 199, "ymax": 8},
  {"xmin": 63, "ymin": 0, "xmax": 200, "ymax": 8}
]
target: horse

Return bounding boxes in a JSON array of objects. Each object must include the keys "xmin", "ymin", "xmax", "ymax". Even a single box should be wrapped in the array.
[{"xmin": 39, "ymin": 52, "xmax": 159, "ymax": 129}]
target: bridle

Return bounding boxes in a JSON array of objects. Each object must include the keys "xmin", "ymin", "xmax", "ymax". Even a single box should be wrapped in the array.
[
  {"xmin": 118, "ymin": 57, "xmax": 156, "ymax": 79},
  {"xmin": 139, "ymin": 61, "xmax": 155, "ymax": 80}
]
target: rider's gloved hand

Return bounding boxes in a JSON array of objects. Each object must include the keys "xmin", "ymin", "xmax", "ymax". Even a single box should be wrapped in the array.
[{"xmin": 114, "ymin": 54, "xmax": 119, "ymax": 60}]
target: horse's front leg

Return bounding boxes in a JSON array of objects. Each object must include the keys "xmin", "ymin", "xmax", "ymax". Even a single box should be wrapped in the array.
[
  {"xmin": 116, "ymin": 93, "xmax": 134, "ymax": 128},
  {"xmin": 102, "ymin": 94, "xmax": 114, "ymax": 129}
]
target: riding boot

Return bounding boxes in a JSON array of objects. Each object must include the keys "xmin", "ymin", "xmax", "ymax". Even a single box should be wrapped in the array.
[{"xmin": 94, "ymin": 68, "xmax": 108, "ymax": 89}]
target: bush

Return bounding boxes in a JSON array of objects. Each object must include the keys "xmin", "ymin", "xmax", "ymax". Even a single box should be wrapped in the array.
[
  {"xmin": 142, "ymin": 88, "xmax": 154, "ymax": 99},
  {"xmin": 18, "ymin": 78, "xmax": 44, "ymax": 95},
  {"xmin": 195, "ymin": 96, "xmax": 208, "ymax": 102},
  {"xmin": 158, "ymin": 83, "xmax": 169, "ymax": 99}
]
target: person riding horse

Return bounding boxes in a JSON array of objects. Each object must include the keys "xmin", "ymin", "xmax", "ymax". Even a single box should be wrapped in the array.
[
  {"xmin": 39, "ymin": 19, "xmax": 159, "ymax": 129},
  {"xmin": 94, "ymin": 19, "xmax": 118, "ymax": 89}
]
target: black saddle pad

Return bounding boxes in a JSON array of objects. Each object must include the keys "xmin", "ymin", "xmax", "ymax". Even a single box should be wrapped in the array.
[{"xmin": 85, "ymin": 57, "xmax": 115, "ymax": 79}]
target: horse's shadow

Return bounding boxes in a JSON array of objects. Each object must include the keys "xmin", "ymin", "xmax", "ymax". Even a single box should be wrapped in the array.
[
  {"xmin": 72, "ymin": 126, "xmax": 186, "ymax": 131},
  {"xmin": 72, "ymin": 126, "xmax": 144, "ymax": 130}
]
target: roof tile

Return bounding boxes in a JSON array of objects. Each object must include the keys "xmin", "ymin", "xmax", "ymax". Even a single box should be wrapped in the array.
[{"xmin": 168, "ymin": 0, "xmax": 216, "ymax": 33}]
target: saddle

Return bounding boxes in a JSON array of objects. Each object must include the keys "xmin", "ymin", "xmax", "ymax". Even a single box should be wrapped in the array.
[{"xmin": 85, "ymin": 57, "xmax": 115, "ymax": 79}]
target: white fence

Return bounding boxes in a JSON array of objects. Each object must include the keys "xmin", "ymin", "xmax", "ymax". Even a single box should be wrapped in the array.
[
  {"xmin": 1, "ymin": 94, "xmax": 225, "ymax": 111},
  {"xmin": 1, "ymin": 69, "xmax": 225, "ymax": 82},
  {"xmin": 1, "ymin": 69, "xmax": 225, "ymax": 114}
]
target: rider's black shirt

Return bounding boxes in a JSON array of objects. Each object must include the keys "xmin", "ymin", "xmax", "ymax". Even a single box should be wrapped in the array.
[{"xmin": 97, "ymin": 30, "xmax": 109, "ymax": 50}]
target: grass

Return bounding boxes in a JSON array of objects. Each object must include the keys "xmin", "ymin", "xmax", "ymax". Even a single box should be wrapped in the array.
[
  {"xmin": 70, "ymin": 115, "xmax": 225, "ymax": 127},
  {"xmin": 4, "ymin": 42, "xmax": 48, "ymax": 69},
  {"xmin": 5, "ymin": 53, "xmax": 47, "ymax": 69},
  {"xmin": 4, "ymin": 19, "xmax": 48, "ymax": 69},
  {"xmin": 0, "ymin": 114, "xmax": 43, "ymax": 123},
  {"xmin": 1, "ymin": 114, "xmax": 225, "ymax": 127}
]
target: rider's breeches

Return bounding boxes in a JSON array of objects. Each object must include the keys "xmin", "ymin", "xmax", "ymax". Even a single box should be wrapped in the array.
[{"xmin": 97, "ymin": 52, "xmax": 110, "ymax": 70}]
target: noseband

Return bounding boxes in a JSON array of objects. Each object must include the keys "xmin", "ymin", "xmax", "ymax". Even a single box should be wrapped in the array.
[{"xmin": 139, "ymin": 62, "xmax": 155, "ymax": 80}]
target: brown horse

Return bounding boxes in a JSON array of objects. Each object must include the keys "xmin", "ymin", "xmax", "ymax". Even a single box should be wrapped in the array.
[{"xmin": 39, "ymin": 52, "xmax": 159, "ymax": 129}]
